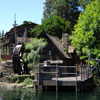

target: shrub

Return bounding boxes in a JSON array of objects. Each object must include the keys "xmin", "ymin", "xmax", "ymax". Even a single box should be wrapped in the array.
[
  {"xmin": 23, "ymin": 78, "xmax": 33, "ymax": 86},
  {"xmin": 23, "ymin": 38, "xmax": 47, "ymax": 73}
]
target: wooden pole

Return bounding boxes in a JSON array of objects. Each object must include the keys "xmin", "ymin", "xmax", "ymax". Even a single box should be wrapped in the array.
[
  {"xmin": 56, "ymin": 64, "xmax": 58, "ymax": 92},
  {"xmin": 76, "ymin": 65, "xmax": 78, "ymax": 92},
  {"xmin": 88, "ymin": 50, "xmax": 91, "ymax": 78},
  {"xmin": 13, "ymin": 13, "xmax": 17, "ymax": 45},
  {"xmin": 80, "ymin": 65, "xmax": 82, "ymax": 81},
  {"xmin": 38, "ymin": 63, "xmax": 40, "ymax": 91}
]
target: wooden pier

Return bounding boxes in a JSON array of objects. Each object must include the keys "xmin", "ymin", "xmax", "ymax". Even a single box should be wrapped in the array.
[{"xmin": 34, "ymin": 61, "xmax": 93, "ymax": 92}]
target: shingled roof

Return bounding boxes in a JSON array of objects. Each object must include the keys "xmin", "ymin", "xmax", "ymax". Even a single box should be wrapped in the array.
[{"xmin": 45, "ymin": 33, "xmax": 71, "ymax": 59}]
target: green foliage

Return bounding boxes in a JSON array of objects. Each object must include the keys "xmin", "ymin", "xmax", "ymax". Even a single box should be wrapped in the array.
[
  {"xmin": 43, "ymin": 0, "xmax": 53, "ymax": 20},
  {"xmin": 0, "ymin": 58, "xmax": 4, "ymax": 63},
  {"xmin": 23, "ymin": 78, "xmax": 33, "ymax": 86},
  {"xmin": 43, "ymin": 0, "xmax": 80, "ymax": 26},
  {"xmin": 42, "ymin": 15, "xmax": 71, "ymax": 37},
  {"xmin": 23, "ymin": 38, "xmax": 47, "ymax": 73},
  {"xmin": 49, "ymin": 0, "xmax": 68, "ymax": 20},
  {"xmin": 9, "ymin": 75, "xmax": 34, "ymax": 83},
  {"xmin": 72, "ymin": 0, "xmax": 100, "ymax": 60},
  {"xmin": 31, "ymin": 25, "xmax": 43, "ymax": 37},
  {"xmin": 78, "ymin": 0, "xmax": 95, "ymax": 8},
  {"xmin": 32, "ymin": 15, "xmax": 71, "ymax": 38}
]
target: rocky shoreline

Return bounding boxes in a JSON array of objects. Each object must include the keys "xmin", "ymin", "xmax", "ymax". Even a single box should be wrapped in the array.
[{"xmin": 0, "ymin": 82, "xmax": 34, "ymax": 90}]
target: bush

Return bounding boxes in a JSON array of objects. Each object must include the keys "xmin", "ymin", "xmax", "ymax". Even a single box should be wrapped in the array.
[
  {"xmin": 9, "ymin": 75, "xmax": 34, "ymax": 83},
  {"xmin": 23, "ymin": 78, "xmax": 33, "ymax": 86},
  {"xmin": 23, "ymin": 38, "xmax": 47, "ymax": 73}
]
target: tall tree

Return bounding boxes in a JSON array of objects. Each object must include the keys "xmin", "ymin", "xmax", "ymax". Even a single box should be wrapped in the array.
[
  {"xmin": 78, "ymin": 0, "xmax": 95, "ymax": 8},
  {"xmin": 72, "ymin": 0, "xmax": 100, "ymax": 60},
  {"xmin": 32, "ymin": 15, "xmax": 71, "ymax": 38},
  {"xmin": 43, "ymin": 0, "xmax": 80, "ymax": 27},
  {"xmin": 43, "ymin": 0, "xmax": 53, "ymax": 20}
]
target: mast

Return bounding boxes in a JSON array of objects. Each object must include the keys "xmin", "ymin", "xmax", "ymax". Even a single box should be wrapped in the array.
[{"xmin": 13, "ymin": 13, "xmax": 17, "ymax": 45}]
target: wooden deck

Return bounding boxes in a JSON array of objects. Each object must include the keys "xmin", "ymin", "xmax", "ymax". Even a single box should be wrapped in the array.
[
  {"xmin": 34, "ymin": 76, "xmax": 93, "ymax": 86},
  {"xmin": 34, "ymin": 62, "xmax": 93, "ymax": 92}
]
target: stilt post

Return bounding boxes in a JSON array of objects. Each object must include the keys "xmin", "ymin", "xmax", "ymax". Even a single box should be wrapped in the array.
[
  {"xmin": 38, "ymin": 63, "xmax": 40, "ymax": 91},
  {"xmin": 76, "ymin": 65, "xmax": 78, "ymax": 92},
  {"xmin": 56, "ymin": 64, "xmax": 58, "ymax": 92}
]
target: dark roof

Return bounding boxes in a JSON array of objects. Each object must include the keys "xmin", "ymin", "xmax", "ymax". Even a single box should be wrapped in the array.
[
  {"xmin": 45, "ymin": 33, "xmax": 71, "ymax": 59},
  {"xmin": 5, "ymin": 21, "xmax": 37, "ymax": 36},
  {"xmin": 1, "ymin": 21, "xmax": 37, "ymax": 47}
]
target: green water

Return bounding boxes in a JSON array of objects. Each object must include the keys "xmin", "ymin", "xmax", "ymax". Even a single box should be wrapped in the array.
[{"xmin": 0, "ymin": 87, "xmax": 100, "ymax": 100}]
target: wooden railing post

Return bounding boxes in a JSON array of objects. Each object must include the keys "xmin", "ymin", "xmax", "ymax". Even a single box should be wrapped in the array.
[
  {"xmin": 38, "ymin": 63, "xmax": 40, "ymax": 91},
  {"xmin": 88, "ymin": 50, "xmax": 91, "ymax": 77},
  {"xmin": 80, "ymin": 65, "xmax": 82, "ymax": 81},
  {"xmin": 76, "ymin": 65, "xmax": 78, "ymax": 92},
  {"xmin": 56, "ymin": 64, "xmax": 58, "ymax": 92}
]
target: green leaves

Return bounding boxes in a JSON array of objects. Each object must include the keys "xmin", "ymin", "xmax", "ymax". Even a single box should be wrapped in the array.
[
  {"xmin": 43, "ymin": 0, "xmax": 80, "ymax": 27},
  {"xmin": 72, "ymin": 0, "xmax": 100, "ymax": 60},
  {"xmin": 32, "ymin": 15, "xmax": 71, "ymax": 38},
  {"xmin": 23, "ymin": 38, "xmax": 47, "ymax": 73},
  {"xmin": 42, "ymin": 15, "xmax": 71, "ymax": 37},
  {"xmin": 31, "ymin": 25, "xmax": 43, "ymax": 37}
]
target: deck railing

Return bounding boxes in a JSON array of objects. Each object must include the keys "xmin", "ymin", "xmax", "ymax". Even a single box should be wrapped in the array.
[
  {"xmin": 80, "ymin": 65, "xmax": 92, "ymax": 81},
  {"xmin": 34, "ymin": 64, "xmax": 92, "ymax": 92}
]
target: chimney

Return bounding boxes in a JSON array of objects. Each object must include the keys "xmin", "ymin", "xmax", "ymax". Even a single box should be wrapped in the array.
[
  {"xmin": 23, "ymin": 28, "xmax": 27, "ymax": 42},
  {"xmin": 62, "ymin": 33, "xmax": 68, "ymax": 49}
]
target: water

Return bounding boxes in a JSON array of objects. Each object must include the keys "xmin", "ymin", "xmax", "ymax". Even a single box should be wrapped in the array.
[{"xmin": 0, "ymin": 87, "xmax": 100, "ymax": 100}]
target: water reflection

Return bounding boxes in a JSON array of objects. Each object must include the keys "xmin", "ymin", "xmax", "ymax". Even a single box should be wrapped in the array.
[{"xmin": 0, "ymin": 87, "xmax": 100, "ymax": 100}]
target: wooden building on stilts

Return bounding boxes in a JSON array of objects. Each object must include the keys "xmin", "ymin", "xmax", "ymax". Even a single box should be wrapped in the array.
[{"xmin": 33, "ymin": 32, "xmax": 94, "ymax": 92}]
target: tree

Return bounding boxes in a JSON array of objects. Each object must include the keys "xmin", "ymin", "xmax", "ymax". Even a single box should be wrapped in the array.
[
  {"xmin": 43, "ymin": 0, "xmax": 80, "ymax": 26},
  {"xmin": 42, "ymin": 15, "xmax": 71, "ymax": 37},
  {"xmin": 78, "ymin": 0, "xmax": 95, "ymax": 8},
  {"xmin": 72, "ymin": 0, "xmax": 100, "ymax": 60},
  {"xmin": 23, "ymin": 38, "xmax": 47, "ymax": 73},
  {"xmin": 31, "ymin": 24, "xmax": 43, "ymax": 37},
  {"xmin": 32, "ymin": 15, "xmax": 71, "ymax": 38},
  {"xmin": 43, "ymin": 0, "xmax": 54, "ymax": 20}
]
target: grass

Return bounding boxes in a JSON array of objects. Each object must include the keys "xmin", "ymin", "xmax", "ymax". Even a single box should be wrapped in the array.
[{"xmin": 9, "ymin": 75, "xmax": 34, "ymax": 86}]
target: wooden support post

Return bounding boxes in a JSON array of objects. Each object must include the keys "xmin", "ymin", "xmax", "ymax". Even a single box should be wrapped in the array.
[
  {"xmin": 86, "ymin": 65, "xmax": 88, "ymax": 78},
  {"xmin": 88, "ymin": 50, "xmax": 91, "ymax": 77},
  {"xmin": 80, "ymin": 65, "xmax": 82, "ymax": 81},
  {"xmin": 38, "ymin": 64, "xmax": 40, "ymax": 91},
  {"xmin": 81, "ymin": 66, "xmax": 83, "ymax": 81},
  {"xmin": 56, "ymin": 92, "xmax": 58, "ymax": 100},
  {"xmin": 56, "ymin": 64, "xmax": 58, "ymax": 92},
  {"xmin": 76, "ymin": 65, "xmax": 78, "ymax": 92},
  {"xmin": 83, "ymin": 65, "xmax": 85, "ymax": 81}
]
